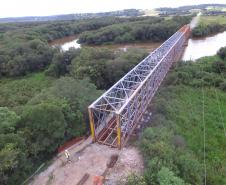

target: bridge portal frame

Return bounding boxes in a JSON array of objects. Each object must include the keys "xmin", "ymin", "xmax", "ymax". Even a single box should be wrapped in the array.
[{"xmin": 88, "ymin": 25, "xmax": 190, "ymax": 149}]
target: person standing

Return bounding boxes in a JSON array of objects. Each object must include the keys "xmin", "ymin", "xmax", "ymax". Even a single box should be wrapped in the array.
[{"xmin": 64, "ymin": 149, "xmax": 71, "ymax": 162}]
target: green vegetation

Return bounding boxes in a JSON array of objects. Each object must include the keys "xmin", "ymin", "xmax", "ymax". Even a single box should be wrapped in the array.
[
  {"xmin": 192, "ymin": 15, "xmax": 226, "ymax": 37},
  {"xmin": 0, "ymin": 74, "xmax": 102, "ymax": 185},
  {"xmin": 127, "ymin": 53, "xmax": 226, "ymax": 185},
  {"xmin": 0, "ymin": 47, "xmax": 148, "ymax": 184},
  {"xmin": 0, "ymin": 73, "xmax": 53, "ymax": 107},
  {"xmin": 47, "ymin": 47, "xmax": 148, "ymax": 89},
  {"xmin": 0, "ymin": 16, "xmax": 151, "ymax": 184},
  {"xmin": 78, "ymin": 16, "xmax": 192, "ymax": 45},
  {"xmin": 2, "ymin": 13, "xmax": 226, "ymax": 184},
  {"xmin": 0, "ymin": 16, "xmax": 149, "ymax": 77},
  {"xmin": 217, "ymin": 46, "xmax": 226, "ymax": 60},
  {"xmin": 200, "ymin": 15, "xmax": 226, "ymax": 25}
]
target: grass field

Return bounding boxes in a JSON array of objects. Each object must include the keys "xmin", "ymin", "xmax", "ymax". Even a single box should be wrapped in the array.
[
  {"xmin": 157, "ymin": 85, "xmax": 226, "ymax": 184},
  {"xmin": 139, "ymin": 56, "xmax": 226, "ymax": 184},
  {"xmin": 200, "ymin": 15, "xmax": 226, "ymax": 25}
]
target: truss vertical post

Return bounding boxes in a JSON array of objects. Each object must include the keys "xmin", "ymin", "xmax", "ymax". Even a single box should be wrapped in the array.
[
  {"xmin": 88, "ymin": 107, "xmax": 96, "ymax": 142},
  {"xmin": 116, "ymin": 113, "xmax": 121, "ymax": 149}
]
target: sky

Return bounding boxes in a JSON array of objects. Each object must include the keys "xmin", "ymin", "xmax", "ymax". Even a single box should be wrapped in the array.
[{"xmin": 1, "ymin": 0, "xmax": 226, "ymax": 18}]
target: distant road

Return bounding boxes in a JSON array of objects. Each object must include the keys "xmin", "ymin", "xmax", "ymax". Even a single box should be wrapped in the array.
[{"xmin": 190, "ymin": 12, "xmax": 202, "ymax": 29}]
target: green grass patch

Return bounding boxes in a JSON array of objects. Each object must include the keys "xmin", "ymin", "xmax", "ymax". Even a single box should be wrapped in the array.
[
  {"xmin": 139, "ymin": 56, "xmax": 226, "ymax": 185},
  {"xmin": 200, "ymin": 15, "xmax": 226, "ymax": 25}
]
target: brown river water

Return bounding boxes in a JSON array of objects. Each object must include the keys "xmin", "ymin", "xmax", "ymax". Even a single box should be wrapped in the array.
[
  {"xmin": 49, "ymin": 35, "xmax": 161, "ymax": 53},
  {"xmin": 50, "ymin": 30, "xmax": 226, "ymax": 61}
]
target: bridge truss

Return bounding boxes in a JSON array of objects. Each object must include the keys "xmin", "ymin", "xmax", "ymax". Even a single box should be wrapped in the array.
[{"xmin": 88, "ymin": 25, "xmax": 190, "ymax": 149}]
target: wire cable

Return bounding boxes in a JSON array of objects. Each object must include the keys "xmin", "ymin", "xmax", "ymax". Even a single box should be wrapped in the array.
[
  {"xmin": 201, "ymin": 63, "xmax": 207, "ymax": 185},
  {"xmin": 214, "ymin": 62, "xmax": 226, "ymax": 136},
  {"xmin": 214, "ymin": 86, "xmax": 226, "ymax": 136}
]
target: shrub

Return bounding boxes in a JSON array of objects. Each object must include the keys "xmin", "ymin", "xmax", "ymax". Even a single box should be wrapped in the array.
[
  {"xmin": 212, "ymin": 60, "xmax": 226, "ymax": 73},
  {"xmin": 219, "ymin": 81, "xmax": 226, "ymax": 92},
  {"xmin": 217, "ymin": 47, "xmax": 226, "ymax": 60},
  {"xmin": 172, "ymin": 135, "xmax": 186, "ymax": 148},
  {"xmin": 124, "ymin": 173, "xmax": 147, "ymax": 185},
  {"xmin": 157, "ymin": 167, "xmax": 188, "ymax": 185}
]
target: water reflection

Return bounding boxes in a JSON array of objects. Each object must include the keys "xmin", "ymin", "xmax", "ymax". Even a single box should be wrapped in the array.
[
  {"xmin": 182, "ymin": 31, "xmax": 226, "ymax": 61},
  {"xmin": 49, "ymin": 35, "xmax": 81, "ymax": 50},
  {"xmin": 61, "ymin": 39, "xmax": 81, "ymax": 50},
  {"xmin": 50, "ymin": 35, "xmax": 161, "ymax": 52},
  {"xmin": 50, "ymin": 28, "xmax": 226, "ymax": 61}
]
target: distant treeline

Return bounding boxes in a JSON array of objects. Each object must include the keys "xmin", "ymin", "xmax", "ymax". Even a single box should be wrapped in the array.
[
  {"xmin": 203, "ymin": 11, "xmax": 226, "ymax": 16},
  {"xmin": 78, "ymin": 16, "xmax": 192, "ymax": 45},
  {"xmin": 0, "ymin": 9, "xmax": 143, "ymax": 23},
  {"xmin": 157, "ymin": 4, "xmax": 226, "ymax": 15}
]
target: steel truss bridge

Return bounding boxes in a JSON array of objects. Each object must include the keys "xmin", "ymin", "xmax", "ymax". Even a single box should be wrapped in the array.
[{"xmin": 88, "ymin": 25, "xmax": 190, "ymax": 149}]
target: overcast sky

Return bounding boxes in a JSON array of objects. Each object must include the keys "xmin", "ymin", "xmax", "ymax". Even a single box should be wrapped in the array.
[{"xmin": 1, "ymin": 0, "xmax": 226, "ymax": 18}]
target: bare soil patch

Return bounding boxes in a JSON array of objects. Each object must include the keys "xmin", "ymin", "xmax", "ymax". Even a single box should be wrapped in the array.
[{"xmin": 30, "ymin": 137, "xmax": 143, "ymax": 185}]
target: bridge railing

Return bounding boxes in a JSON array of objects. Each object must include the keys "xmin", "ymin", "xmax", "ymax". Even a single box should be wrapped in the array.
[{"xmin": 88, "ymin": 25, "xmax": 190, "ymax": 149}]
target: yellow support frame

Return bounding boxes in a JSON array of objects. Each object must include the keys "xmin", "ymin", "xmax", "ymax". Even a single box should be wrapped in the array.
[
  {"xmin": 116, "ymin": 114, "xmax": 121, "ymax": 149},
  {"xmin": 88, "ymin": 108, "xmax": 96, "ymax": 142}
]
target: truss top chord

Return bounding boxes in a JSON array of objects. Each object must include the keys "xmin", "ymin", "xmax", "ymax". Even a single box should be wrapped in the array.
[{"xmin": 89, "ymin": 25, "xmax": 190, "ymax": 114}]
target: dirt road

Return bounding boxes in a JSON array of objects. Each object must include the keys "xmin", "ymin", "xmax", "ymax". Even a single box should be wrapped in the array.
[{"xmin": 30, "ymin": 137, "xmax": 143, "ymax": 185}]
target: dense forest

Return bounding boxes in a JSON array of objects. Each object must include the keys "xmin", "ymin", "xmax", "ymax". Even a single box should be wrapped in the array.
[
  {"xmin": 0, "ymin": 16, "xmax": 145, "ymax": 77},
  {"xmin": 0, "ymin": 47, "xmax": 147, "ymax": 185},
  {"xmin": 0, "ymin": 16, "xmax": 191, "ymax": 78},
  {"xmin": 0, "ymin": 15, "xmax": 152, "ymax": 184},
  {"xmin": 78, "ymin": 16, "xmax": 192, "ymax": 44}
]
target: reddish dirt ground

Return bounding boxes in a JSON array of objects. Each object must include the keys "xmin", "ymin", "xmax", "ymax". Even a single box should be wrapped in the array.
[{"xmin": 30, "ymin": 137, "xmax": 143, "ymax": 185}]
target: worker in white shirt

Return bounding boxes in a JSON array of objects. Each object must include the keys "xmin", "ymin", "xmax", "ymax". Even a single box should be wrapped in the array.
[{"xmin": 64, "ymin": 149, "xmax": 71, "ymax": 162}]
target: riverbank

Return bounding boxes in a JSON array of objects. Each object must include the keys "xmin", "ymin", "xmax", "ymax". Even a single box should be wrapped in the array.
[
  {"xmin": 192, "ymin": 15, "xmax": 226, "ymax": 37},
  {"xmin": 49, "ymin": 34, "xmax": 161, "ymax": 52},
  {"xmin": 182, "ymin": 30, "xmax": 226, "ymax": 60}
]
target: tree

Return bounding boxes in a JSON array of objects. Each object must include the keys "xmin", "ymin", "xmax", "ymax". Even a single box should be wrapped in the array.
[
  {"xmin": 28, "ymin": 77, "xmax": 102, "ymax": 138},
  {"xmin": 212, "ymin": 60, "xmax": 226, "ymax": 73},
  {"xmin": 0, "ymin": 144, "xmax": 22, "ymax": 185},
  {"xmin": 217, "ymin": 47, "xmax": 226, "ymax": 60},
  {"xmin": 0, "ymin": 107, "xmax": 20, "ymax": 134},
  {"xmin": 19, "ymin": 103, "xmax": 66, "ymax": 159},
  {"xmin": 125, "ymin": 173, "xmax": 147, "ymax": 185},
  {"xmin": 0, "ymin": 134, "xmax": 28, "ymax": 185},
  {"xmin": 175, "ymin": 153, "xmax": 202, "ymax": 185},
  {"xmin": 157, "ymin": 167, "xmax": 189, "ymax": 185}
]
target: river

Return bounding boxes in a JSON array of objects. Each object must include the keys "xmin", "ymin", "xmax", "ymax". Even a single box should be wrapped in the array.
[
  {"xmin": 50, "ymin": 24, "xmax": 226, "ymax": 61},
  {"xmin": 182, "ymin": 31, "xmax": 226, "ymax": 60},
  {"xmin": 49, "ymin": 36, "xmax": 161, "ymax": 53}
]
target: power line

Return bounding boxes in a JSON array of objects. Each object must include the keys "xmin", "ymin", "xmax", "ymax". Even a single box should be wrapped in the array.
[
  {"xmin": 214, "ymin": 63, "xmax": 226, "ymax": 137},
  {"xmin": 214, "ymin": 86, "xmax": 226, "ymax": 136},
  {"xmin": 201, "ymin": 63, "xmax": 207, "ymax": 185}
]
